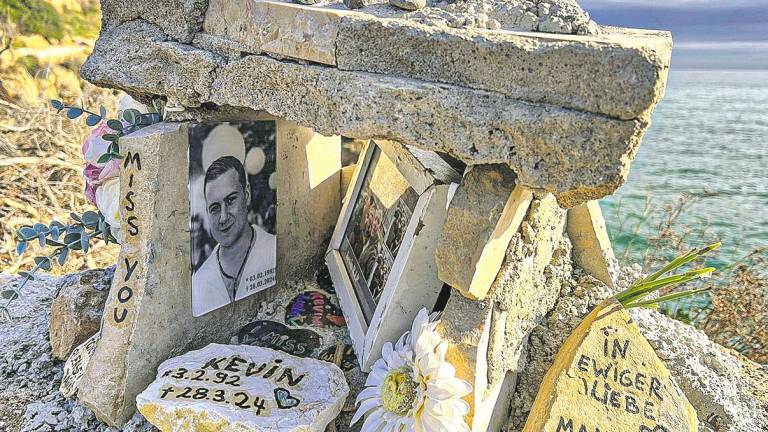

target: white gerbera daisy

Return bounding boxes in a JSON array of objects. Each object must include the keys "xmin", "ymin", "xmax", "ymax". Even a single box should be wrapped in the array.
[{"xmin": 352, "ymin": 309, "xmax": 472, "ymax": 432}]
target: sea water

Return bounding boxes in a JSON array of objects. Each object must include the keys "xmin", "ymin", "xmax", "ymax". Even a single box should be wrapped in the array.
[{"xmin": 601, "ymin": 69, "xmax": 768, "ymax": 266}]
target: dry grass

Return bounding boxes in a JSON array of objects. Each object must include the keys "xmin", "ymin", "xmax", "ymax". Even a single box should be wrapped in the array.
[
  {"xmin": 0, "ymin": 10, "xmax": 120, "ymax": 275},
  {"xmin": 612, "ymin": 194, "xmax": 767, "ymax": 364}
]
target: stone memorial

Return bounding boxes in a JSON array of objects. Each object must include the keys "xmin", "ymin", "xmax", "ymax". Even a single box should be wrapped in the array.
[
  {"xmin": 54, "ymin": 0, "xmax": 729, "ymax": 430},
  {"xmin": 522, "ymin": 299, "xmax": 698, "ymax": 432},
  {"xmin": 136, "ymin": 343, "xmax": 349, "ymax": 431},
  {"xmin": 73, "ymin": 119, "xmax": 341, "ymax": 425}
]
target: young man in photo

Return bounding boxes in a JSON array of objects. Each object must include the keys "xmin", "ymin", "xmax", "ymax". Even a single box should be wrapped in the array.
[{"xmin": 192, "ymin": 156, "xmax": 276, "ymax": 316}]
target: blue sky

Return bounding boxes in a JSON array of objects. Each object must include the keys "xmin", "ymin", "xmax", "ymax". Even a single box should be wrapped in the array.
[{"xmin": 578, "ymin": 0, "xmax": 768, "ymax": 69}]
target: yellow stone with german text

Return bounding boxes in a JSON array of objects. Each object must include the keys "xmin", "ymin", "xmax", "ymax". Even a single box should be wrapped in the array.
[{"xmin": 523, "ymin": 299, "xmax": 698, "ymax": 432}]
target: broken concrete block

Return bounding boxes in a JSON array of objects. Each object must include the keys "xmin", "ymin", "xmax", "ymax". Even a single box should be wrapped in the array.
[
  {"xmin": 49, "ymin": 267, "xmax": 112, "ymax": 360},
  {"xmin": 437, "ymin": 293, "xmax": 495, "ymax": 432},
  {"xmin": 523, "ymin": 299, "xmax": 698, "ymax": 432},
  {"xmin": 82, "ymin": 18, "xmax": 663, "ymax": 207},
  {"xmin": 100, "ymin": 0, "xmax": 208, "ymax": 43},
  {"xmin": 567, "ymin": 200, "xmax": 617, "ymax": 288},
  {"xmin": 335, "ymin": 18, "xmax": 671, "ymax": 120},
  {"xmin": 631, "ymin": 308, "xmax": 768, "ymax": 432},
  {"xmin": 136, "ymin": 344, "xmax": 348, "ymax": 432},
  {"xmin": 436, "ymin": 195, "xmax": 569, "ymax": 432},
  {"xmin": 436, "ymin": 165, "xmax": 532, "ymax": 299},
  {"xmin": 203, "ymin": 0, "xmax": 351, "ymax": 65}
]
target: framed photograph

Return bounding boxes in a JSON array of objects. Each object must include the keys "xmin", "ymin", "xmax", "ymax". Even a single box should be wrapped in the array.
[
  {"xmin": 189, "ymin": 121, "xmax": 277, "ymax": 317},
  {"xmin": 326, "ymin": 140, "xmax": 462, "ymax": 370}
]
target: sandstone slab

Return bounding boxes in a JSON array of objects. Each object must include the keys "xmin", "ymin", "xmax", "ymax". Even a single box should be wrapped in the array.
[
  {"xmin": 83, "ymin": 17, "xmax": 663, "ymax": 207},
  {"xmin": 136, "ymin": 343, "xmax": 348, "ymax": 432},
  {"xmin": 198, "ymin": 1, "xmax": 670, "ymax": 120},
  {"xmin": 523, "ymin": 299, "xmax": 698, "ymax": 432},
  {"xmin": 336, "ymin": 18, "xmax": 671, "ymax": 120},
  {"xmin": 203, "ymin": 0, "xmax": 350, "ymax": 65},
  {"xmin": 436, "ymin": 165, "xmax": 532, "ymax": 299},
  {"xmin": 566, "ymin": 200, "xmax": 617, "ymax": 288},
  {"xmin": 49, "ymin": 268, "xmax": 112, "ymax": 359},
  {"xmin": 100, "ymin": 0, "xmax": 208, "ymax": 43}
]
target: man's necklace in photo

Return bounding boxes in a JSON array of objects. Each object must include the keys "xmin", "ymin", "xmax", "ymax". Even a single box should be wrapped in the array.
[{"xmin": 217, "ymin": 226, "xmax": 255, "ymax": 300}]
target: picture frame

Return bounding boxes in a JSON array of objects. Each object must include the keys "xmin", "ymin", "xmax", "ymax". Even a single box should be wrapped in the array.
[{"xmin": 325, "ymin": 139, "xmax": 462, "ymax": 371}]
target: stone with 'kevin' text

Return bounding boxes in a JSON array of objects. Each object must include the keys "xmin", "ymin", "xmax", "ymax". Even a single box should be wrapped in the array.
[
  {"xmin": 136, "ymin": 343, "xmax": 349, "ymax": 432},
  {"xmin": 523, "ymin": 299, "xmax": 698, "ymax": 432}
]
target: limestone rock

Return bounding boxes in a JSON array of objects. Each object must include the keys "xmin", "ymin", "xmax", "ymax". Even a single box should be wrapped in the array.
[
  {"xmin": 390, "ymin": 0, "xmax": 427, "ymax": 11},
  {"xmin": 343, "ymin": 0, "xmax": 366, "ymax": 10},
  {"xmin": 100, "ymin": 0, "xmax": 208, "ymax": 43},
  {"xmin": 136, "ymin": 343, "xmax": 349, "ymax": 432},
  {"xmin": 566, "ymin": 201, "xmax": 617, "ymax": 288},
  {"xmin": 83, "ymin": 11, "xmax": 672, "ymax": 206},
  {"xmin": 60, "ymin": 332, "xmax": 100, "ymax": 398},
  {"xmin": 335, "ymin": 17, "xmax": 670, "ymax": 120},
  {"xmin": 436, "ymin": 165, "xmax": 532, "ymax": 299},
  {"xmin": 81, "ymin": 20, "xmax": 224, "ymax": 107},
  {"xmin": 631, "ymin": 308, "xmax": 768, "ymax": 432},
  {"xmin": 203, "ymin": 0, "xmax": 346, "ymax": 65},
  {"xmin": 523, "ymin": 299, "xmax": 698, "ymax": 432},
  {"xmin": 49, "ymin": 267, "xmax": 112, "ymax": 359}
]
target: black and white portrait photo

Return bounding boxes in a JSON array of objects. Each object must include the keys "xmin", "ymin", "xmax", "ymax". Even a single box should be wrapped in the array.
[{"xmin": 189, "ymin": 122, "xmax": 277, "ymax": 317}]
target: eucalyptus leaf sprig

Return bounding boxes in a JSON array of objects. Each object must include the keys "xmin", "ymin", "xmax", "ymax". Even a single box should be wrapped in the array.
[
  {"xmin": 50, "ymin": 99, "xmax": 162, "ymax": 164},
  {"xmin": 0, "ymin": 211, "xmax": 118, "ymax": 321},
  {"xmin": 616, "ymin": 242, "xmax": 721, "ymax": 309}
]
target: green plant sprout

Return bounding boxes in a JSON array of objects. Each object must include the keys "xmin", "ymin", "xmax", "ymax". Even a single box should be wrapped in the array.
[
  {"xmin": 616, "ymin": 242, "xmax": 721, "ymax": 309},
  {"xmin": 1, "ymin": 211, "xmax": 118, "ymax": 321}
]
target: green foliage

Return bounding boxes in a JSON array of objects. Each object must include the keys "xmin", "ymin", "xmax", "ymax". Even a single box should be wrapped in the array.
[
  {"xmin": 0, "ymin": 0, "xmax": 65, "ymax": 40},
  {"xmin": 616, "ymin": 242, "xmax": 721, "ymax": 309},
  {"xmin": 0, "ymin": 211, "xmax": 118, "ymax": 321},
  {"xmin": 50, "ymin": 99, "xmax": 162, "ymax": 164}
]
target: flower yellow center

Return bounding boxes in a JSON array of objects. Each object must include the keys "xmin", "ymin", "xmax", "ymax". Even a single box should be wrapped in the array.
[{"xmin": 380, "ymin": 367, "xmax": 418, "ymax": 416}]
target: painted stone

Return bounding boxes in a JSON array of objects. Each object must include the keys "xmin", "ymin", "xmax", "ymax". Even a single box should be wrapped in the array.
[
  {"xmin": 523, "ymin": 299, "xmax": 698, "ymax": 432},
  {"xmin": 319, "ymin": 344, "xmax": 358, "ymax": 372},
  {"xmin": 60, "ymin": 332, "xmax": 100, "ymax": 398},
  {"xmin": 237, "ymin": 320, "xmax": 321, "ymax": 358},
  {"xmin": 136, "ymin": 343, "xmax": 349, "ymax": 432},
  {"xmin": 285, "ymin": 290, "xmax": 345, "ymax": 328}
]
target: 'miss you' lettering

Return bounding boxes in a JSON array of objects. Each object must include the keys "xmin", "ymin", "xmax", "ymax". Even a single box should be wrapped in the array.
[
  {"xmin": 111, "ymin": 151, "xmax": 141, "ymax": 325},
  {"xmin": 201, "ymin": 356, "xmax": 306, "ymax": 387}
]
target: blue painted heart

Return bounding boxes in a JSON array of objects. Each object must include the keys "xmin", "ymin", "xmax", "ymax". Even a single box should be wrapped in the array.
[{"xmin": 274, "ymin": 387, "xmax": 300, "ymax": 409}]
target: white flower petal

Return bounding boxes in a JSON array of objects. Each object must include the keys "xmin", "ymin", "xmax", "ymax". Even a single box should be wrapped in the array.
[
  {"xmin": 427, "ymin": 377, "xmax": 472, "ymax": 400},
  {"xmin": 361, "ymin": 409, "xmax": 385, "ymax": 432},
  {"xmin": 351, "ymin": 397, "xmax": 382, "ymax": 425},
  {"xmin": 356, "ymin": 386, "xmax": 381, "ymax": 404}
]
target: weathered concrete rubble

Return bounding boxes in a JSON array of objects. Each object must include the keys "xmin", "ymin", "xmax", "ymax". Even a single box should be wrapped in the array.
[
  {"xmin": 82, "ymin": 0, "xmax": 671, "ymax": 207},
  {"xmin": 631, "ymin": 308, "xmax": 768, "ymax": 432},
  {"xmin": 437, "ymin": 194, "xmax": 569, "ymax": 431}
]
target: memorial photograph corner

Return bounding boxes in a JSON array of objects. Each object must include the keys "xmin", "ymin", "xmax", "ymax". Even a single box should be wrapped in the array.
[{"xmin": 0, "ymin": 1, "xmax": 765, "ymax": 432}]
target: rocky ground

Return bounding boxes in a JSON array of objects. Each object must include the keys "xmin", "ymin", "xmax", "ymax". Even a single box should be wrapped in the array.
[
  {"xmin": 1, "ymin": 263, "xmax": 765, "ymax": 431},
  {"xmin": 0, "ymin": 272, "xmax": 154, "ymax": 432}
]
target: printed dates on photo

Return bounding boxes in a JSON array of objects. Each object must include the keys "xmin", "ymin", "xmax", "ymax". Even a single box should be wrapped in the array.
[{"xmin": 159, "ymin": 385, "xmax": 269, "ymax": 416}]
